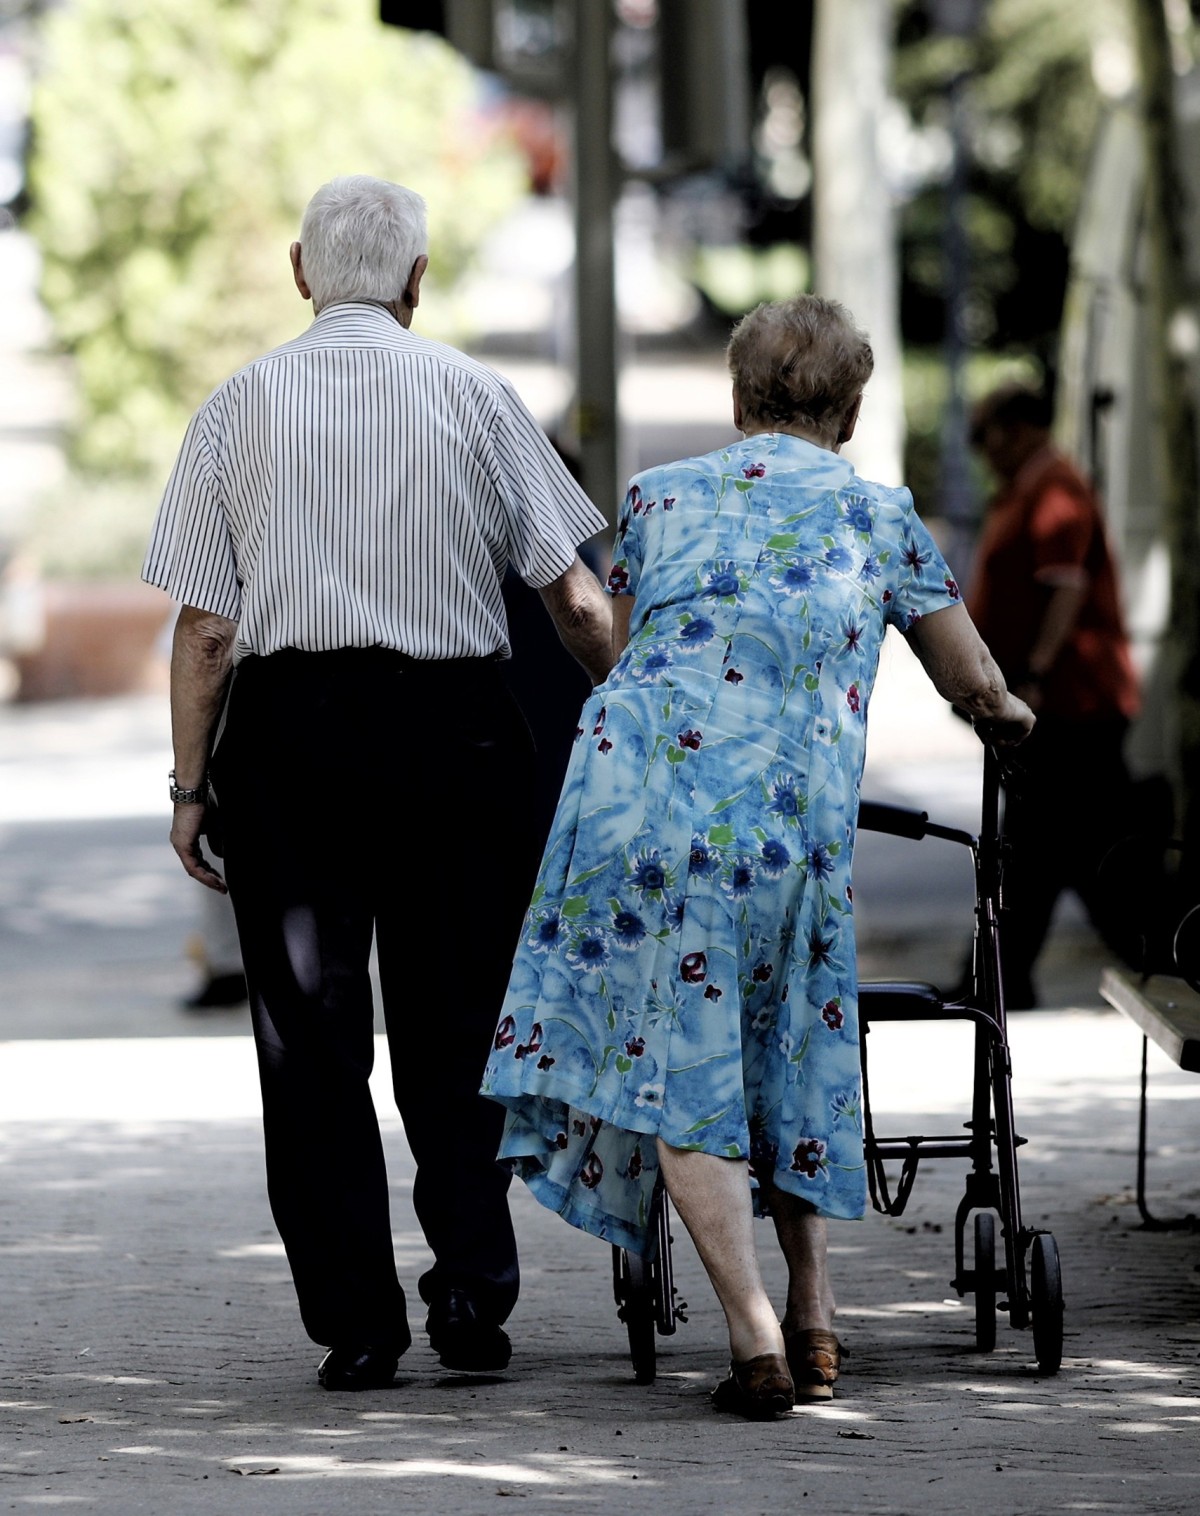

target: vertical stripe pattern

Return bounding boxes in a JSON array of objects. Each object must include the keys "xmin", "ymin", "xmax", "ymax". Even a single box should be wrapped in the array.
[{"xmin": 142, "ymin": 302, "xmax": 608, "ymax": 663}]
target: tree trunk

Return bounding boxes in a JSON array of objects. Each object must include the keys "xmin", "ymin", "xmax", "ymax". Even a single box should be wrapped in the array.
[
  {"xmin": 810, "ymin": 0, "xmax": 905, "ymax": 488},
  {"xmin": 1130, "ymin": 0, "xmax": 1200, "ymax": 862}
]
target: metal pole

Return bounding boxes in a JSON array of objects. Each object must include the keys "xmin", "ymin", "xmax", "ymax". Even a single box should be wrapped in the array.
[
  {"xmin": 939, "ymin": 66, "xmax": 976, "ymax": 577},
  {"xmin": 569, "ymin": 0, "xmax": 619, "ymax": 531}
]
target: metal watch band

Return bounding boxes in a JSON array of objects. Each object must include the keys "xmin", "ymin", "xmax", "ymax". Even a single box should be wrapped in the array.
[{"xmin": 168, "ymin": 769, "xmax": 208, "ymax": 805}]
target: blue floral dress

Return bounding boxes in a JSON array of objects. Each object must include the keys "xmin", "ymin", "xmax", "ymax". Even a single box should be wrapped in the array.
[{"xmin": 481, "ymin": 433, "xmax": 959, "ymax": 1255}]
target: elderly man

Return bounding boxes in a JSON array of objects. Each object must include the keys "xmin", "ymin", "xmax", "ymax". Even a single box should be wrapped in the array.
[
  {"xmin": 966, "ymin": 381, "xmax": 1140, "ymax": 1008},
  {"xmin": 143, "ymin": 176, "xmax": 612, "ymax": 1391}
]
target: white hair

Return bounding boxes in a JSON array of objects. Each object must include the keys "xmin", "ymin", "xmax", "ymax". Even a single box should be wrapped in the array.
[{"xmin": 298, "ymin": 175, "xmax": 428, "ymax": 310}]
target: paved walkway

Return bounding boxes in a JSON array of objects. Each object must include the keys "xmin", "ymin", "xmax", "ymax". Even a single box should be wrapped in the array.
[{"xmin": 3, "ymin": 688, "xmax": 1200, "ymax": 1513}]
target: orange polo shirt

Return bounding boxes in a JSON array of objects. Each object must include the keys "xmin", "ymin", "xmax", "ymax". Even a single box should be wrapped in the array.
[{"xmin": 966, "ymin": 446, "xmax": 1139, "ymax": 721}]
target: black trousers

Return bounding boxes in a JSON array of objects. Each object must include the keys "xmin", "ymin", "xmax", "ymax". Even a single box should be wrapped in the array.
[
  {"xmin": 998, "ymin": 714, "xmax": 1136, "ymax": 1003},
  {"xmin": 210, "ymin": 648, "xmax": 539, "ymax": 1347}
]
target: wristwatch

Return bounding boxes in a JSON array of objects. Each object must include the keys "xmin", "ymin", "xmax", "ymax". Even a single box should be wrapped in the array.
[{"xmin": 168, "ymin": 769, "xmax": 208, "ymax": 805}]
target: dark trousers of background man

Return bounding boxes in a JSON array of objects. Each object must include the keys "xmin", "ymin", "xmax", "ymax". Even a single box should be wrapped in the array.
[
  {"xmin": 998, "ymin": 714, "xmax": 1140, "ymax": 1008},
  {"xmin": 210, "ymin": 647, "xmax": 540, "ymax": 1348}
]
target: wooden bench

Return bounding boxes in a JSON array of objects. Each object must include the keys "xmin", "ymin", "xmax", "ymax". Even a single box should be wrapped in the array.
[{"xmin": 1099, "ymin": 967, "xmax": 1200, "ymax": 1229}]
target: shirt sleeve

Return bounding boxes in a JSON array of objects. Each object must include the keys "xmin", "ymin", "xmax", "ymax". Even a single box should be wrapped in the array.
[
  {"xmin": 1027, "ymin": 484, "xmax": 1094, "ymax": 574},
  {"xmin": 491, "ymin": 379, "xmax": 610, "ymax": 588},
  {"xmin": 605, "ymin": 480, "xmax": 644, "ymax": 598},
  {"xmin": 140, "ymin": 399, "xmax": 242, "ymax": 620},
  {"xmin": 882, "ymin": 491, "xmax": 962, "ymax": 630}
]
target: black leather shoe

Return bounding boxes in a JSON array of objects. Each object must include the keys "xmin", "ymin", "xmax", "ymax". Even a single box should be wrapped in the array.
[
  {"xmin": 426, "ymin": 1288, "xmax": 511, "ymax": 1372},
  {"xmin": 317, "ymin": 1339, "xmax": 406, "ymax": 1391}
]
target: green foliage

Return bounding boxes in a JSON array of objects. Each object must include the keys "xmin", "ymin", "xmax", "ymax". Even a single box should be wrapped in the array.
[
  {"xmin": 901, "ymin": 346, "xmax": 1041, "ymax": 516},
  {"xmin": 27, "ymin": 0, "xmax": 528, "ymax": 491},
  {"xmin": 894, "ymin": 0, "xmax": 1131, "ymax": 353}
]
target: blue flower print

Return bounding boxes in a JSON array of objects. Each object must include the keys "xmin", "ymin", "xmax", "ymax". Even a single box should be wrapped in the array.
[
  {"xmin": 830, "ymin": 1087, "xmax": 861, "ymax": 1127},
  {"xmin": 612, "ymin": 909, "xmax": 648, "ymax": 950},
  {"xmin": 844, "ymin": 502, "xmax": 873, "ymax": 533},
  {"xmin": 768, "ymin": 774, "xmax": 806, "ymax": 823},
  {"xmin": 678, "ymin": 615, "xmax": 717, "ymax": 650},
  {"xmin": 566, "ymin": 931, "xmax": 612, "ymax": 973},
  {"xmin": 825, "ymin": 545, "xmax": 853, "ymax": 573},
  {"xmin": 688, "ymin": 837, "xmax": 720, "ymax": 876},
  {"xmin": 771, "ymin": 560, "xmax": 815, "ymax": 597},
  {"xmin": 703, "ymin": 562, "xmax": 743, "ymax": 600},
  {"xmin": 630, "ymin": 849, "xmax": 670, "ymax": 894},
  {"xmin": 721, "ymin": 858, "xmax": 757, "ymax": 899},
  {"xmin": 806, "ymin": 842, "xmax": 835, "ymax": 881},
  {"xmin": 529, "ymin": 912, "xmax": 562, "ymax": 954},
  {"xmin": 631, "ymin": 647, "xmax": 672, "ymax": 684},
  {"xmin": 859, "ymin": 554, "xmax": 881, "ymax": 582},
  {"xmin": 759, "ymin": 838, "xmax": 792, "ymax": 876},
  {"xmin": 664, "ymin": 896, "xmax": 686, "ymax": 932}
]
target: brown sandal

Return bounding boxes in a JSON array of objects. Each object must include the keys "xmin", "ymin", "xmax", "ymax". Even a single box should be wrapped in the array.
[
  {"xmin": 711, "ymin": 1352, "xmax": 795, "ymax": 1419},
  {"xmin": 783, "ymin": 1328, "xmax": 845, "ymax": 1402}
]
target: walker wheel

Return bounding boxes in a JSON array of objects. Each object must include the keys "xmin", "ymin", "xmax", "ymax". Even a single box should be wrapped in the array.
[
  {"xmin": 973, "ymin": 1211, "xmax": 997, "ymax": 1353},
  {"xmin": 1029, "ymin": 1232, "xmax": 1064, "ymax": 1374},
  {"xmin": 615, "ymin": 1247, "xmax": 657, "ymax": 1384}
]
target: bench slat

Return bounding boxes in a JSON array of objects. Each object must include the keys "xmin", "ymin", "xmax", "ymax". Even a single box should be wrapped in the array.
[{"xmin": 1099, "ymin": 968, "xmax": 1200, "ymax": 1073}]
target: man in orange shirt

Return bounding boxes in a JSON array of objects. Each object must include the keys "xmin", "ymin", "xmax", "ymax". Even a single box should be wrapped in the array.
[{"xmin": 966, "ymin": 382, "xmax": 1140, "ymax": 1008}]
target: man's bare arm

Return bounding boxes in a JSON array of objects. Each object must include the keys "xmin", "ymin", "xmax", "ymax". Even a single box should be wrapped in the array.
[
  {"xmin": 611, "ymin": 594, "xmax": 633, "ymax": 665},
  {"xmin": 537, "ymin": 554, "xmax": 615, "ymax": 687},
  {"xmin": 903, "ymin": 603, "xmax": 1034, "ymax": 745},
  {"xmin": 169, "ymin": 605, "xmax": 237, "ymax": 891}
]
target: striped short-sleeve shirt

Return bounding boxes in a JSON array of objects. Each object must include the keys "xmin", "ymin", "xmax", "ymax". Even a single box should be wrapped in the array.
[{"xmin": 142, "ymin": 301, "xmax": 608, "ymax": 664}]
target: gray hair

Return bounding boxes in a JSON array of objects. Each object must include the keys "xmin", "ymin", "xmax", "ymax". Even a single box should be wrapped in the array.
[
  {"xmin": 727, "ymin": 294, "xmax": 873, "ymax": 439},
  {"xmin": 298, "ymin": 175, "xmax": 428, "ymax": 310}
]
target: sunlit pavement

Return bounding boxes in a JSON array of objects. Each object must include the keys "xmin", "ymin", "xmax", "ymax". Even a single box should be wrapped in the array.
[{"xmin": 2, "ymin": 686, "xmax": 1200, "ymax": 1512}]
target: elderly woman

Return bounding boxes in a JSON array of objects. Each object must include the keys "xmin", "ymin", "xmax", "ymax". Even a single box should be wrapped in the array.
[{"xmin": 482, "ymin": 295, "xmax": 1033, "ymax": 1418}]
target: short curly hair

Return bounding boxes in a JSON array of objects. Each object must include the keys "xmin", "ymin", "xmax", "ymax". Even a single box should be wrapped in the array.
[{"xmin": 726, "ymin": 295, "xmax": 873, "ymax": 438}]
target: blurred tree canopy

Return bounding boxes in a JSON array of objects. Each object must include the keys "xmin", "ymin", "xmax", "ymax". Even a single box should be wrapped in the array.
[
  {"xmin": 893, "ymin": 0, "xmax": 1130, "ymax": 365},
  {"xmin": 27, "ymin": 0, "xmax": 528, "ymax": 487},
  {"xmin": 888, "ymin": 0, "xmax": 1131, "ymax": 506}
]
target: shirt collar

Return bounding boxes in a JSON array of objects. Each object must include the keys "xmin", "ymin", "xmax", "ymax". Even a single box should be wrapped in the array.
[{"xmin": 313, "ymin": 299, "xmax": 406, "ymax": 329}]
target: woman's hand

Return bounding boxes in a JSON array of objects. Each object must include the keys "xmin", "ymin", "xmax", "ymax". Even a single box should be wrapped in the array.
[
  {"xmin": 904, "ymin": 604, "xmax": 1035, "ymax": 746},
  {"xmin": 971, "ymin": 691, "xmax": 1035, "ymax": 747}
]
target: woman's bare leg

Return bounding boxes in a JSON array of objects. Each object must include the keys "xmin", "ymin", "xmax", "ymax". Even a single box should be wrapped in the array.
[
  {"xmin": 759, "ymin": 1179, "xmax": 835, "ymax": 1333},
  {"xmin": 655, "ymin": 1139, "xmax": 785, "ymax": 1361}
]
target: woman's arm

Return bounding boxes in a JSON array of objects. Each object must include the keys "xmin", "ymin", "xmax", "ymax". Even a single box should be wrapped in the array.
[{"xmin": 903, "ymin": 603, "xmax": 1034, "ymax": 745}]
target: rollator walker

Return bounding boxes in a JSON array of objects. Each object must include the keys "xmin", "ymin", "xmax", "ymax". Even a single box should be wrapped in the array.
[{"xmin": 611, "ymin": 746, "xmax": 1065, "ymax": 1383}]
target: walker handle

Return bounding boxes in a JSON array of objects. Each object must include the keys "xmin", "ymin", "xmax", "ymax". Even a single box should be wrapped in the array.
[{"xmin": 857, "ymin": 800, "xmax": 931, "ymax": 840}]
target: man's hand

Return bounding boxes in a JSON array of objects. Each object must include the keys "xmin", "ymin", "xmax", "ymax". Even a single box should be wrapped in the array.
[{"xmin": 170, "ymin": 800, "xmax": 227, "ymax": 892}]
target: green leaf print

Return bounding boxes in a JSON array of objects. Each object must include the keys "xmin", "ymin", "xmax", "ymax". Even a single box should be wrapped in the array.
[
  {"xmin": 615, "ymin": 1054, "xmax": 633, "ymax": 1074},
  {"xmin": 562, "ymin": 896, "xmax": 590, "ymax": 919},
  {"xmin": 667, "ymin": 745, "xmax": 685, "ymax": 765},
  {"xmin": 708, "ymin": 823, "xmax": 737, "ymax": 846},
  {"xmin": 765, "ymin": 533, "xmax": 799, "ymax": 551},
  {"xmin": 681, "ymin": 1111, "xmax": 728, "ymax": 1134}
]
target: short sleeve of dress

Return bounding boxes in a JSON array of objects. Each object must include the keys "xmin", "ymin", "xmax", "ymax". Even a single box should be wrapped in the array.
[
  {"xmin": 606, "ymin": 481, "xmax": 644, "ymax": 598},
  {"xmin": 141, "ymin": 399, "xmax": 242, "ymax": 621},
  {"xmin": 882, "ymin": 491, "xmax": 962, "ymax": 631},
  {"xmin": 491, "ymin": 380, "xmax": 609, "ymax": 589}
]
